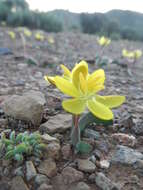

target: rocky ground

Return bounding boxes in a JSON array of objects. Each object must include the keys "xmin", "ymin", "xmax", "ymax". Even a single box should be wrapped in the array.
[{"xmin": 0, "ymin": 26, "xmax": 143, "ymax": 190}]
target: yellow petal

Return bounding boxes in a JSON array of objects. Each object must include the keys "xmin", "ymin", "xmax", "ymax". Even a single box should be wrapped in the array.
[
  {"xmin": 60, "ymin": 64, "xmax": 71, "ymax": 77},
  {"xmin": 44, "ymin": 76, "xmax": 56, "ymax": 85},
  {"xmin": 87, "ymin": 69, "xmax": 105, "ymax": 86},
  {"xmin": 96, "ymin": 95, "xmax": 125, "ymax": 108},
  {"xmin": 62, "ymin": 98, "xmax": 86, "ymax": 114},
  {"xmin": 79, "ymin": 72, "xmax": 87, "ymax": 93},
  {"xmin": 72, "ymin": 60, "xmax": 88, "ymax": 88},
  {"xmin": 54, "ymin": 76, "xmax": 80, "ymax": 97},
  {"xmin": 87, "ymin": 98, "xmax": 113, "ymax": 120}
]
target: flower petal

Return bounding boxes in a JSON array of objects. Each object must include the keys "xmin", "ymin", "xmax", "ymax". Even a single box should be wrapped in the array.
[
  {"xmin": 72, "ymin": 60, "xmax": 88, "ymax": 89},
  {"xmin": 79, "ymin": 72, "xmax": 87, "ymax": 93},
  {"xmin": 62, "ymin": 98, "xmax": 86, "ymax": 114},
  {"xmin": 44, "ymin": 76, "xmax": 56, "ymax": 85},
  {"xmin": 60, "ymin": 64, "xmax": 71, "ymax": 77},
  {"xmin": 54, "ymin": 76, "xmax": 80, "ymax": 97},
  {"xmin": 96, "ymin": 95, "xmax": 125, "ymax": 108},
  {"xmin": 88, "ymin": 69, "xmax": 105, "ymax": 85},
  {"xmin": 87, "ymin": 98, "xmax": 113, "ymax": 120}
]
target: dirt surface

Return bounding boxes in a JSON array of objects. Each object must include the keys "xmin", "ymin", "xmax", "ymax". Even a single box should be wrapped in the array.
[{"xmin": 0, "ymin": 26, "xmax": 143, "ymax": 190}]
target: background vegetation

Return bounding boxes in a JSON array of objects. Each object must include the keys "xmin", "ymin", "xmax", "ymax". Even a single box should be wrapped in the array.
[{"xmin": 0, "ymin": 0, "xmax": 143, "ymax": 41}]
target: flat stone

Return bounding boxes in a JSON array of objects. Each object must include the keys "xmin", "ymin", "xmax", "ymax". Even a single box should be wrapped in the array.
[
  {"xmin": 26, "ymin": 161, "xmax": 37, "ymax": 181},
  {"xmin": 2, "ymin": 91, "xmax": 46, "ymax": 126},
  {"xmin": 95, "ymin": 172, "xmax": 120, "ymax": 190},
  {"xmin": 62, "ymin": 167, "xmax": 84, "ymax": 185},
  {"xmin": 39, "ymin": 114, "xmax": 71, "ymax": 134},
  {"xmin": 11, "ymin": 176, "xmax": 29, "ymax": 190},
  {"xmin": 38, "ymin": 158, "xmax": 57, "ymax": 177},
  {"xmin": 111, "ymin": 145, "xmax": 143, "ymax": 165},
  {"xmin": 77, "ymin": 159, "xmax": 96, "ymax": 173}
]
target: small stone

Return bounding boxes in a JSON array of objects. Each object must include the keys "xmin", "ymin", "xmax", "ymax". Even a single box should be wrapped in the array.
[
  {"xmin": 2, "ymin": 91, "xmax": 46, "ymax": 126},
  {"xmin": 35, "ymin": 174, "xmax": 50, "ymax": 186},
  {"xmin": 111, "ymin": 133, "xmax": 137, "ymax": 147},
  {"xmin": 26, "ymin": 161, "xmax": 37, "ymax": 181},
  {"xmin": 88, "ymin": 173, "xmax": 96, "ymax": 183},
  {"xmin": 37, "ymin": 184, "xmax": 53, "ymax": 190},
  {"xmin": 89, "ymin": 155, "xmax": 96, "ymax": 164},
  {"xmin": 95, "ymin": 172, "xmax": 120, "ymax": 190},
  {"xmin": 41, "ymin": 134, "xmax": 59, "ymax": 143},
  {"xmin": 77, "ymin": 159, "xmax": 96, "ymax": 173},
  {"xmin": 45, "ymin": 142, "xmax": 60, "ymax": 160},
  {"xmin": 84, "ymin": 129, "xmax": 101, "ymax": 140},
  {"xmin": 62, "ymin": 167, "xmax": 84, "ymax": 185},
  {"xmin": 14, "ymin": 166, "xmax": 24, "ymax": 177},
  {"xmin": 11, "ymin": 176, "xmax": 29, "ymax": 190},
  {"xmin": 76, "ymin": 182, "xmax": 90, "ymax": 190},
  {"xmin": 39, "ymin": 114, "xmax": 71, "ymax": 134},
  {"xmin": 61, "ymin": 144, "xmax": 72, "ymax": 159},
  {"xmin": 111, "ymin": 145, "xmax": 143, "ymax": 165},
  {"xmin": 99, "ymin": 160, "xmax": 110, "ymax": 169},
  {"xmin": 38, "ymin": 158, "xmax": 57, "ymax": 177}
]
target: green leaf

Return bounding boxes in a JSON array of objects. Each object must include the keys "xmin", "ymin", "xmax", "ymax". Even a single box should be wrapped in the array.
[
  {"xmin": 15, "ymin": 143, "xmax": 28, "ymax": 154},
  {"xmin": 3, "ymin": 139, "xmax": 13, "ymax": 146},
  {"xmin": 10, "ymin": 131, "xmax": 15, "ymax": 142},
  {"xmin": 79, "ymin": 112, "xmax": 113, "ymax": 133},
  {"xmin": 35, "ymin": 143, "xmax": 46, "ymax": 150},
  {"xmin": 6, "ymin": 145, "xmax": 14, "ymax": 151},
  {"xmin": 75, "ymin": 141, "xmax": 92, "ymax": 154},
  {"xmin": 5, "ymin": 150, "xmax": 14, "ymax": 159},
  {"xmin": 15, "ymin": 133, "xmax": 23, "ymax": 143},
  {"xmin": 14, "ymin": 154, "xmax": 23, "ymax": 162}
]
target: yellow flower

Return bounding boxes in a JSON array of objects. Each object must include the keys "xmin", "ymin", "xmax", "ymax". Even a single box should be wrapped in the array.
[
  {"xmin": 48, "ymin": 37, "xmax": 55, "ymax": 44},
  {"xmin": 35, "ymin": 33, "xmax": 44, "ymax": 41},
  {"xmin": 24, "ymin": 28, "xmax": 32, "ymax": 37},
  {"xmin": 50, "ymin": 61, "xmax": 125, "ymax": 120},
  {"xmin": 8, "ymin": 31, "xmax": 16, "ymax": 39},
  {"xmin": 98, "ymin": 36, "xmax": 111, "ymax": 46},
  {"xmin": 134, "ymin": 50, "xmax": 142, "ymax": 59},
  {"xmin": 122, "ymin": 49, "xmax": 142, "ymax": 59}
]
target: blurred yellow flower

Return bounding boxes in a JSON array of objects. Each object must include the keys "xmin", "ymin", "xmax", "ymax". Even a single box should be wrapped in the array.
[
  {"xmin": 48, "ymin": 37, "xmax": 55, "ymax": 44},
  {"xmin": 98, "ymin": 36, "xmax": 111, "ymax": 46},
  {"xmin": 45, "ymin": 61, "xmax": 125, "ymax": 120},
  {"xmin": 134, "ymin": 50, "xmax": 142, "ymax": 59},
  {"xmin": 8, "ymin": 31, "xmax": 16, "ymax": 39},
  {"xmin": 24, "ymin": 28, "xmax": 32, "ymax": 37},
  {"xmin": 122, "ymin": 49, "xmax": 142, "ymax": 59},
  {"xmin": 35, "ymin": 33, "xmax": 44, "ymax": 41}
]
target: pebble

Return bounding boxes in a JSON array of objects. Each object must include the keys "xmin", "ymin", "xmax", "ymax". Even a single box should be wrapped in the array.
[
  {"xmin": 26, "ymin": 161, "xmax": 37, "ymax": 181},
  {"xmin": 39, "ymin": 114, "xmax": 71, "ymax": 134},
  {"xmin": 111, "ymin": 145, "xmax": 143, "ymax": 165},
  {"xmin": 77, "ymin": 159, "xmax": 96, "ymax": 173},
  {"xmin": 45, "ymin": 142, "xmax": 61, "ymax": 160},
  {"xmin": 37, "ymin": 184, "xmax": 53, "ymax": 190},
  {"xmin": 35, "ymin": 174, "xmax": 50, "ymax": 186},
  {"xmin": 62, "ymin": 167, "xmax": 84, "ymax": 185},
  {"xmin": 95, "ymin": 172, "xmax": 120, "ymax": 190},
  {"xmin": 99, "ymin": 160, "xmax": 110, "ymax": 169},
  {"xmin": 111, "ymin": 133, "xmax": 137, "ymax": 147},
  {"xmin": 38, "ymin": 158, "xmax": 57, "ymax": 177},
  {"xmin": 2, "ymin": 91, "xmax": 46, "ymax": 126},
  {"xmin": 83, "ymin": 129, "xmax": 101, "ymax": 140},
  {"xmin": 11, "ymin": 176, "xmax": 29, "ymax": 190}
]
